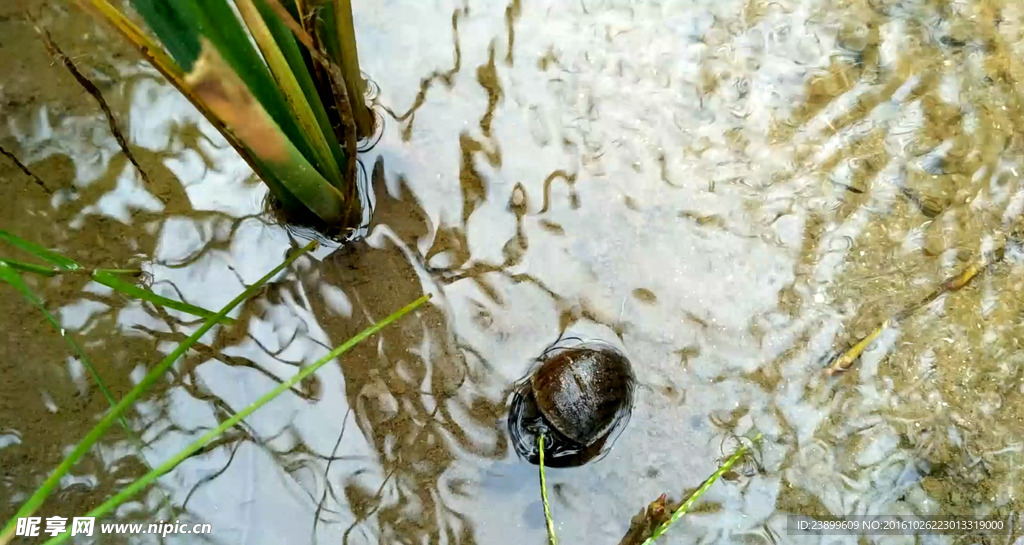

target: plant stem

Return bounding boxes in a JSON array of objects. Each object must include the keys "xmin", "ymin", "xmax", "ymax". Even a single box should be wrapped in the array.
[
  {"xmin": 0, "ymin": 241, "xmax": 317, "ymax": 545},
  {"xmin": 332, "ymin": 0, "xmax": 373, "ymax": 138},
  {"xmin": 538, "ymin": 434, "xmax": 558, "ymax": 545},
  {"xmin": 641, "ymin": 433, "xmax": 763, "ymax": 545},
  {"xmin": 38, "ymin": 293, "xmax": 430, "ymax": 545}
]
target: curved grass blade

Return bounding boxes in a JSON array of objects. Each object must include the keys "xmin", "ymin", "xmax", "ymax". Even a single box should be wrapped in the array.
[
  {"xmin": 0, "ymin": 229, "xmax": 80, "ymax": 270},
  {"xmin": 0, "ymin": 258, "xmax": 138, "ymax": 278},
  {"xmin": 0, "ymin": 228, "xmax": 225, "ymax": 322},
  {"xmin": 92, "ymin": 270, "xmax": 233, "ymax": 324},
  {"xmin": 37, "ymin": 293, "xmax": 430, "ymax": 545},
  {"xmin": 640, "ymin": 433, "xmax": 763, "ymax": 545},
  {"xmin": 0, "ymin": 263, "xmax": 131, "ymax": 434},
  {"xmin": 0, "ymin": 241, "xmax": 317, "ymax": 544},
  {"xmin": 0, "ymin": 259, "xmax": 222, "ymax": 322}
]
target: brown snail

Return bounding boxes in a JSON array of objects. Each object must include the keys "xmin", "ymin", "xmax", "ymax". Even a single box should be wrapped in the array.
[{"xmin": 508, "ymin": 341, "xmax": 636, "ymax": 467}]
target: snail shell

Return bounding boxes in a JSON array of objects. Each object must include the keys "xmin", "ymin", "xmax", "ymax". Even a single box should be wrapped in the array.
[
  {"xmin": 530, "ymin": 347, "xmax": 635, "ymax": 446},
  {"xmin": 507, "ymin": 342, "xmax": 635, "ymax": 466}
]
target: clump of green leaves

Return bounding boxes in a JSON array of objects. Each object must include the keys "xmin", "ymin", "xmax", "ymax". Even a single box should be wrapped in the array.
[{"xmin": 77, "ymin": 0, "xmax": 375, "ymax": 229}]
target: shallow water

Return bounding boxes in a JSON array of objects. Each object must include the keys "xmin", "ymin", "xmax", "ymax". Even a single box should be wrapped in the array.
[{"xmin": 2, "ymin": 0, "xmax": 1024, "ymax": 544}]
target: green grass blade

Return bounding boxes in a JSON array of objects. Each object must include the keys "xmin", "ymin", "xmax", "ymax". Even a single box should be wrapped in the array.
[
  {"xmin": 237, "ymin": 0, "xmax": 343, "ymax": 184},
  {"xmin": 640, "ymin": 433, "xmax": 763, "ymax": 545},
  {"xmin": 0, "ymin": 229, "xmax": 224, "ymax": 322},
  {"xmin": 0, "ymin": 229, "xmax": 80, "ymax": 270},
  {"xmin": 0, "ymin": 257, "xmax": 60, "ymax": 276},
  {"xmin": 0, "ymin": 241, "xmax": 317, "ymax": 544},
  {"xmin": 37, "ymin": 293, "xmax": 430, "ymax": 545},
  {"xmin": 0, "ymin": 263, "xmax": 131, "ymax": 434},
  {"xmin": 92, "ymin": 270, "xmax": 233, "ymax": 324}
]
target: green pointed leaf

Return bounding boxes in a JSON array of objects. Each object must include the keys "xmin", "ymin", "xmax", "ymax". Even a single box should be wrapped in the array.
[
  {"xmin": 0, "ymin": 229, "xmax": 81, "ymax": 270},
  {"xmin": 92, "ymin": 270, "xmax": 233, "ymax": 324},
  {"xmin": 0, "ymin": 257, "xmax": 61, "ymax": 276}
]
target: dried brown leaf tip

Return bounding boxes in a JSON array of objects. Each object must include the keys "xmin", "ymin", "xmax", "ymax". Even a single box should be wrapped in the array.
[{"xmin": 618, "ymin": 493, "xmax": 673, "ymax": 545}]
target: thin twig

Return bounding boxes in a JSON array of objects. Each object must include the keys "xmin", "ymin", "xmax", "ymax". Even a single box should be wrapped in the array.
[
  {"xmin": 36, "ymin": 26, "xmax": 154, "ymax": 188},
  {"xmin": 641, "ymin": 433, "xmax": 763, "ymax": 544},
  {"xmin": 538, "ymin": 434, "xmax": 558, "ymax": 545},
  {"xmin": 825, "ymin": 245, "xmax": 1005, "ymax": 375},
  {"xmin": 0, "ymin": 144, "xmax": 51, "ymax": 193}
]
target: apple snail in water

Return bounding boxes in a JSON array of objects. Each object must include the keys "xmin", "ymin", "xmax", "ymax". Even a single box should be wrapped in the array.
[{"xmin": 508, "ymin": 342, "xmax": 635, "ymax": 467}]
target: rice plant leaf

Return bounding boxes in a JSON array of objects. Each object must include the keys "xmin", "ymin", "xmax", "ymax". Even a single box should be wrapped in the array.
[
  {"xmin": 85, "ymin": 0, "xmax": 307, "ymax": 214},
  {"xmin": 130, "ymin": 0, "xmax": 202, "ymax": 70},
  {"xmin": 252, "ymin": 0, "xmax": 348, "ymax": 183},
  {"xmin": 260, "ymin": 0, "xmax": 349, "ymax": 183},
  {"xmin": 0, "ymin": 229, "xmax": 80, "ymax": 270},
  {"xmin": 328, "ymin": 0, "xmax": 373, "ymax": 137},
  {"xmin": 0, "ymin": 257, "xmax": 61, "ymax": 276},
  {"xmin": 0, "ymin": 241, "xmax": 317, "ymax": 543},
  {"xmin": 237, "ymin": 0, "xmax": 343, "ymax": 184},
  {"xmin": 77, "ymin": 0, "xmax": 352, "ymax": 224},
  {"xmin": 37, "ymin": 293, "xmax": 430, "ymax": 545},
  {"xmin": 174, "ymin": 0, "xmax": 319, "ymax": 168},
  {"xmin": 0, "ymin": 262, "xmax": 131, "ymax": 434},
  {"xmin": 92, "ymin": 270, "xmax": 233, "ymax": 324}
]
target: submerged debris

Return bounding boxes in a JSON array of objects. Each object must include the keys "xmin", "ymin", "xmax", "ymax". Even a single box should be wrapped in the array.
[{"xmin": 826, "ymin": 242, "xmax": 1009, "ymax": 375}]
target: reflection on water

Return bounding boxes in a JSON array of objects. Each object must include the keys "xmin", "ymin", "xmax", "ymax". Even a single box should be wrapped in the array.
[{"xmin": 2, "ymin": 0, "xmax": 1024, "ymax": 544}]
